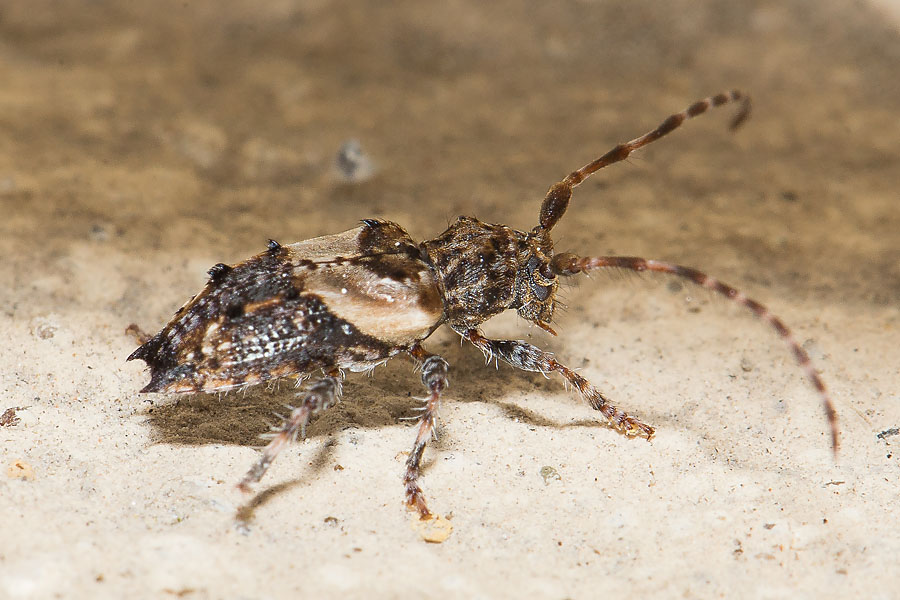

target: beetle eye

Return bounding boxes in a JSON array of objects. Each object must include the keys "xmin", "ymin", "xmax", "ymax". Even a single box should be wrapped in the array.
[
  {"xmin": 531, "ymin": 279, "xmax": 552, "ymax": 301},
  {"xmin": 526, "ymin": 256, "xmax": 554, "ymax": 301}
]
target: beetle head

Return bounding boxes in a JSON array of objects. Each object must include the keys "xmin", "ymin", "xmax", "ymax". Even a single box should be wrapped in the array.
[{"xmin": 512, "ymin": 235, "xmax": 559, "ymax": 334}]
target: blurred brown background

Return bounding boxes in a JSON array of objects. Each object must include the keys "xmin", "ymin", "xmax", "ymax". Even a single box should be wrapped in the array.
[{"xmin": 1, "ymin": 1, "xmax": 898, "ymax": 598}]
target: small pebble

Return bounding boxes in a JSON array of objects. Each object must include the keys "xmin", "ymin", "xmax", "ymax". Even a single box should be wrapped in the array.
[
  {"xmin": 540, "ymin": 465, "xmax": 561, "ymax": 485},
  {"xmin": 335, "ymin": 139, "xmax": 375, "ymax": 183},
  {"xmin": 7, "ymin": 460, "xmax": 35, "ymax": 481}
]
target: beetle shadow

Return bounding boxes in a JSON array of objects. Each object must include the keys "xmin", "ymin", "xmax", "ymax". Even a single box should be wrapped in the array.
[
  {"xmin": 143, "ymin": 375, "xmax": 416, "ymax": 448},
  {"xmin": 233, "ymin": 437, "xmax": 337, "ymax": 529},
  {"xmin": 142, "ymin": 338, "xmax": 664, "ymax": 519},
  {"xmin": 142, "ymin": 341, "xmax": 622, "ymax": 449}
]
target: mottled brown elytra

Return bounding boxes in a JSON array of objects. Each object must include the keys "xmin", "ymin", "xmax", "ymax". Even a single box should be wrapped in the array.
[{"xmin": 129, "ymin": 90, "xmax": 837, "ymax": 520}]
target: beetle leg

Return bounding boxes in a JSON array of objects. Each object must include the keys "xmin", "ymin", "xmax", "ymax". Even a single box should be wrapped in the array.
[
  {"xmin": 404, "ymin": 345, "xmax": 450, "ymax": 519},
  {"xmin": 550, "ymin": 253, "xmax": 839, "ymax": 454},
  {"xmin": 237, "ymin": 371, "xmax": 342, "ymax": 492},
  {"xmin": 463, "ymin": 329, "xmax": 654, "ymax": 439}
]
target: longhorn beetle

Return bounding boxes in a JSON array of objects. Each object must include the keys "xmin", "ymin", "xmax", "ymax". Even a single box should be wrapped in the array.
[{"xmin": 128, "ymin": 91, "xmax": 839, "ymax": 519}]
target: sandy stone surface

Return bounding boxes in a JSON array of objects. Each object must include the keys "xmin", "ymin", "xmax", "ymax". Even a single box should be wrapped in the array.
[{"xmin": 1, "ymin": 1, "xmax": 898, "ymax": 598}]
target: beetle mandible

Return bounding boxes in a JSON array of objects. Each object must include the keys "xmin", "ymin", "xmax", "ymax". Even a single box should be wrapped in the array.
[{"xmin": 128, "ymin": 90, "xmax": 839, "ymax": 519}]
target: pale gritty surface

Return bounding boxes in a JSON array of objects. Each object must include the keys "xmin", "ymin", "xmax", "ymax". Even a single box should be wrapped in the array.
[{"xmin": 1, "ymin": 1, "xmax": 899, "ymax": 598}]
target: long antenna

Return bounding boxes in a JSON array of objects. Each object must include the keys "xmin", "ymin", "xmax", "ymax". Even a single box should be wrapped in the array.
[{"xmin": 537, "ymin": 90, "xmax": 751, "ymax": 232}]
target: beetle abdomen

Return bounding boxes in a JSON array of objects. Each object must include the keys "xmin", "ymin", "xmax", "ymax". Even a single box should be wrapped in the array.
[{"xmin": 129, "ymin": 221, "xmax": 444, "ymax": 393}]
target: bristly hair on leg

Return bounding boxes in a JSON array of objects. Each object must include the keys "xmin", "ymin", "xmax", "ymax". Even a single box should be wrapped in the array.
[
  {"xmin": 237, "ymin": 374, "xmax": 341, "ymax": 492},
  {"xmin": 403, "ymin": 347, "xmax": 450, "ymax": 519},
  {"xmin": 463, "ymin": 329, "xmax": 655, "ymax": 439}
]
